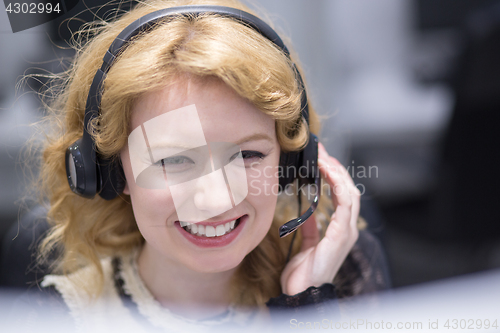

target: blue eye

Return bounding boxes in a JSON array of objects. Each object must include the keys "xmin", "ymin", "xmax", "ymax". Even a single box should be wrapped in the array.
[
  {"xmin": 242, "ymin": 151, "xmax": 265, "ymax": 160},
  {"xmin": 159, "ymin": 156, "xmax": 195, "ymax": 173},
  {"xmin": 163, "ymin": 156, "xmax": 192, "ymax": 164},
  {"xmin": 229, "ymin": 151, "xmax": 266, "ymax": 165}
]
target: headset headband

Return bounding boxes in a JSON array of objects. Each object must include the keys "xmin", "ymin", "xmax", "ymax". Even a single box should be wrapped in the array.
[{"xmin": 88, "ymin": 5, "xmax": 309, "ymax": 131}]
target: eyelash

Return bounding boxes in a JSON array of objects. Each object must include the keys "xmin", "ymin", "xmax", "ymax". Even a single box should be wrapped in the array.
[
  {"xmin": 160, "ymin": 156, "xmax": 193, "ymax": 166},
  {"xmin": 157, "ymin": 150, "xmax": 267, "ymax": 166},
  {"xmin": 233, "ymin": 150, "xmax": 266, "ymax": 162}
]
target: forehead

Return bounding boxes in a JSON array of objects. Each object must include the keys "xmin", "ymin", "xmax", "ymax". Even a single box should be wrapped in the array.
[{"xmin": 129, "ymin": 77, "xmax": 276, "ymax": 142}]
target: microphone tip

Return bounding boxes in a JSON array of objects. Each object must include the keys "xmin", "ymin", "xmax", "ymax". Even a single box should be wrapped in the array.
[{"xmin": 279, "ymin": 224, "xmax": 295, "ymax": 238}]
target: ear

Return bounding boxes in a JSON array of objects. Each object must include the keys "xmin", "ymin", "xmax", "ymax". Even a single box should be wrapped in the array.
[
  {"xmin": 123, "ymin": 179, "xmax": 130, "ymax": 195},
  {"xmin": 118, "ymin": 149, "xmax": 130, "ymax": 195}
]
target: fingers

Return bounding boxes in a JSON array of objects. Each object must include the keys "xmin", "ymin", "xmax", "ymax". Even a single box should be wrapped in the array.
[
  {"xmin": 318, "ymin": 143, "xmax": 358, "ymax": 189},
  {"xmin": 300, "ymin": 214, "xmax": 320, "ymax": 252},
  {"xmin": 317, "ymin": 142, "xmax": 360, "ymax": 239}
]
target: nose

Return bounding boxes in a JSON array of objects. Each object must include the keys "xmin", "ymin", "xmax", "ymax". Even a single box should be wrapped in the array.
[{"xmin": 193, "ymin": 170, "xmax": 233, "ymax": 218}]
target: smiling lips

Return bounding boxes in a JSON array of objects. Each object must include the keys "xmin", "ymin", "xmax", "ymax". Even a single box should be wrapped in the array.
[
  {"xmin": 175, "ymin": 216, "xmax": 246, "ymax": 248},
  {"xmin": 180, "ymin": 219, "xmax": 238, "ymax": 237}
]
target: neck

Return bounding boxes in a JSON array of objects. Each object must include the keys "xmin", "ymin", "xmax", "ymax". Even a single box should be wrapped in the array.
[{"xmin": 137, "ymin": 243, "xmax": 237, "ymax": 320}]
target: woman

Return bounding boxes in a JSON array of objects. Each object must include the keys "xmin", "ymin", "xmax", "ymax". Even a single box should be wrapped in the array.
[{"xmin": 31, "ymin": 0, "xmax": 390, "ymax": 330}]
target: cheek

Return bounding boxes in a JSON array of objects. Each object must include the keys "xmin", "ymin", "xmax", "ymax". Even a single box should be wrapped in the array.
[
  {"xmin": 246, "ymin": 156, "xmax": 281, "ymax": 199},
  {"xmin": 246, "ymin": 162, "xmax": 280, "ymax": 223},
  {"xmin": 122, "ymin": 149, "xmax": 175, "ymax": 224},
  {"xmin": 123, "ymin": 165, "xmax": 176, "ymax": 227},
  {"xmin": 129, "ymin": 188, "xmax": 176, "ymax": 225}
]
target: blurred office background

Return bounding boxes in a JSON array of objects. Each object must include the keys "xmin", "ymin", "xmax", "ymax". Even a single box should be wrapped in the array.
[{"xmin": 1, "ymin": 0, "xmax": 499, "ymax": 288}]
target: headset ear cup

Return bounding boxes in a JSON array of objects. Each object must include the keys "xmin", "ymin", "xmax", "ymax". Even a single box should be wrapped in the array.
[
  {"xmin": 278, "ymin": 134, "xmax": 319, "ymax": 191},
  {"xmin": 66, "ymin": 138, "xmax": 98, "ymax": 198},
  {"xmin": 66, "ymin": 139, "xmax": 87, "ymax": 196},
  {"xmin": 300, "ymin": 133, "xmax": 319, "ymax": 187},
  {"xmin": 98, "ymin": 157, "xmax": 124, "ymax": 200},
  {"xmin": 279, "ymin": 150, "xmax": 301, "ymax": 190}
]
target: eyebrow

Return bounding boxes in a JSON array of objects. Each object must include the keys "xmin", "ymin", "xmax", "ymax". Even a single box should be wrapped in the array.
[
  {"xmin": 147, "ymin": 132, "xmax": 274, "ymax": 150},
  {"xmin": 235, "ymin": 133, "xmax": 274, "ymax": 145},
  {"xmin": 148, "ymin": 141, "xmax": 197, "ymax": 151}
]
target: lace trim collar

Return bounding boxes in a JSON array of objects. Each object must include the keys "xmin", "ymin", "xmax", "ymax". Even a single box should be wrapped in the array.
[
  {"xmin": 117, "ymin": 249, "xmax": 259, "ymax": 330},
  {"xmin": 42, "ymin": 250, "xmax": 264, "ymax": 331}
]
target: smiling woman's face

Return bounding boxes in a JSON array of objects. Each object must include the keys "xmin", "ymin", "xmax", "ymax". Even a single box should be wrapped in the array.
[{"xmin": 120, "ymin": 77, "xmax": 281, "ymax": 273}]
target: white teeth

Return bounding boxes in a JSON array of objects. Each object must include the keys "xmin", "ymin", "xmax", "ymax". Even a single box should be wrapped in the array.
[
  {"xmin": 205, "ymin": 225, "xmax": 216, "ymax": 237},
  {"xmin": 197, "ymin": 224, "xmax": 205, "ymax": 236},
  {"xmin": 215, "ymin": 225, "xmax": 225, "ymax": 236},
  {"xmin": 180, "ymin": 218, "xmax": 240, "ymax": 237}
]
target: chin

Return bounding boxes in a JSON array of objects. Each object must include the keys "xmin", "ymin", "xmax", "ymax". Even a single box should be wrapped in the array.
[{"xmin": 184, "ymin": 252, "xmax": 245, "ymax": 274}]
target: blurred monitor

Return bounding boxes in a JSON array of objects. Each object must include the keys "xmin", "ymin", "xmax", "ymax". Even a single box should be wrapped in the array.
[{"xmin": 416, "ymin": 0, "xmax": 495, "ymax": 31}]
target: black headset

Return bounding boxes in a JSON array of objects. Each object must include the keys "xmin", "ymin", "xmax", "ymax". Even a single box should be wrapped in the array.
[{"xmin": 65, "ymin": 5, "xmax": 320, "ymax": 238}]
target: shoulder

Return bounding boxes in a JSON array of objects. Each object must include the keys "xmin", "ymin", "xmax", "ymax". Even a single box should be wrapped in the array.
[
  {"xmin": 39, "ymin": 257, "xmax": 147, "ymax": 332},
  {"xmin": 41, "ymin": 257, "xmax": 115, "ymax": 306},
  {"xmin": 9, "ymin": 283, "xmax": 74, "ymax": 330}
]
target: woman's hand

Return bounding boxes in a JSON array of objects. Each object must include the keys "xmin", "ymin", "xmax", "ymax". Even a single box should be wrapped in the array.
[{"xmin": 280, "ymin": 142, "xmax": 361, "ymax": 296}]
